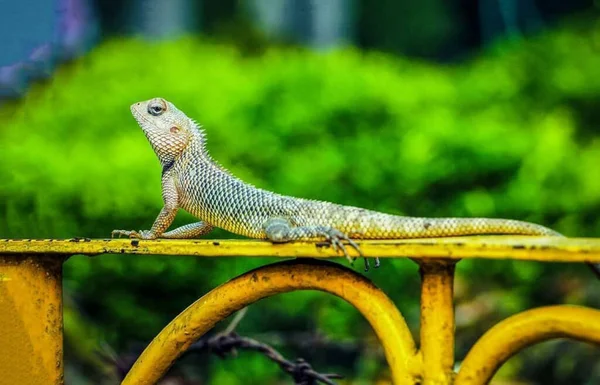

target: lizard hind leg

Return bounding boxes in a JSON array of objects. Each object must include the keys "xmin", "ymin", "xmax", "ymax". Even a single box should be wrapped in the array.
[{"xmin": 262, "ymin": 218, "xmax": 378, "ymax": 271}]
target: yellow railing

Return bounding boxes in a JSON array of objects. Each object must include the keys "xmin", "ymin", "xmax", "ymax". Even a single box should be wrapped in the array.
[{"xmin": 1, "ymin": 236, "xmax": 600, "ymax": 385}]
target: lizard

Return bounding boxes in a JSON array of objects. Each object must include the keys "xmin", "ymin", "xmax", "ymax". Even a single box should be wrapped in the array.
[{"xmin": 112, "ymin": 97, "xmax": 600, "ymax": 276}]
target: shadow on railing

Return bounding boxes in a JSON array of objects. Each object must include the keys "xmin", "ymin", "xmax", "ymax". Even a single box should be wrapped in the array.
[{"xmin": 1, "ymin": 236, "xmax": 600, "ymax": 385}]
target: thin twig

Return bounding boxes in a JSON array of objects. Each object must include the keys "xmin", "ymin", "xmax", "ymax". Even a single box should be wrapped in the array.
[
  {"xmin": 223, "ymin": 307, "xmax": 248, "ymax": 335},
  {"xmin": 112, "ymin": 309, "xmax": 341, "ymax": 384},
  {"xmin": 187, "ymin": 332, "xmax": 343, "ymax": 385},
  {"xmin": 112, "ymin": 328, "xmax": 342, "ymax": 384}
]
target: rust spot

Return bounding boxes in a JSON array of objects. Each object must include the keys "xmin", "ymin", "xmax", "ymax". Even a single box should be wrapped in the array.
[
  {"xmin": 423, "ymin": 222, "xmax": 432, "ymax": 230},
  {"xmin": 315, "ymin": 242, "xmax": 329, "ymax": 248},
  {"xmin": 512, "ymin": 245, "xmax": 525, "ymax": 249},
  {"xmin": 213, "ymin": 241, "xmax": 220, "ymax": 246},
  {"xmin": 120, "ymin": 249, "xmax": 125, "ymax": 254},
  {"xmin": 131, "ymin": 240, "xmax": 140, "ymax": 247},
  {"xmin": 251, "ymin": 273, "xmax": 258, "ymax": 282}
]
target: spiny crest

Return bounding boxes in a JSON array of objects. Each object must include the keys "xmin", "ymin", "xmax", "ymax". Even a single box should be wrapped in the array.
[
  {"xmin": 187, "ymin": 117, "xmax": 208, "ymax": 152},
  {"xmin": 183, "ymin": 108, "xmax": 236, "ymax": 177}
]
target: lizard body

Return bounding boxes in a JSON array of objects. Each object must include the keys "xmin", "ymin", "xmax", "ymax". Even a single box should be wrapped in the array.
[{"xmin": 112, "ymin": 98, "xmax": 599, "ymax": 275}]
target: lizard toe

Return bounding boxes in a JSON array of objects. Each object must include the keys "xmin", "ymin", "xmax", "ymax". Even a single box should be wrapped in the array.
[
  {"xmin": 322, "ymin": 228, "xmax": 361, "ymax": 265},
  {"xmin": 138, "ymin": 230, "xmax": 156, "ymax": 240},
  {"xmin": 329, "ymin": 229, "xmax": 379, "ymax": 271},
  {"xmin": 111, "ymin": 230, "xmax": 133, "ymax": 238}
]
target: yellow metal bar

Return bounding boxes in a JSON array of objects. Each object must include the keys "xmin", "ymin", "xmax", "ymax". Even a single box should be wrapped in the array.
[
  {"xmin": 0, "ymin": 255, "xmax": 65, "ymax": 385},
  {"xmin": 122, "ymin": 260, "xmax": 420, "ymax": 385},
  {"xmin": 1, "ymin": 236, "xmax": 600, "ymax": 262},
  {"xmin": 455, "ymin": 305, "xmax": 600, "ymax": 385},
  {"xmin": 419, "ymin": 261, "xmax": 456, "ymax": 385}
]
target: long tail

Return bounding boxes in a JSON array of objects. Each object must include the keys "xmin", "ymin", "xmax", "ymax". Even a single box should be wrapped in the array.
[
  {"xmin": 352, "ymin": 214, "xmax": 600, "ymax": 278},
  {"xmin": 382, "ymin": 216, "xmax": 600, "ymax": 279},
  {"xmin": 380, "ymin": 217, "xmax": 561, "ymax": 238}
]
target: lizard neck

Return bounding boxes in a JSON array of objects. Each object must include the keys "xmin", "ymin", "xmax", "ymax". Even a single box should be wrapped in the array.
[{"xmin": 166, "ymin": 125, "xmax": 232, "ymax": 176}]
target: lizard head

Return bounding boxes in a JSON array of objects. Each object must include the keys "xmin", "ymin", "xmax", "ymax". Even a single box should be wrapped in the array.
[{"xmin": 130, "ymin": 97, "xmax": 196, "ymax": 166}]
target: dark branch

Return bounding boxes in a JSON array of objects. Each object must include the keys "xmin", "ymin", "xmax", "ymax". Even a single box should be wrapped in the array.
[
  {"xmin": 185, "ymin": 332, "xmax": 343, "ymax": 385},
  {"xmin": 113, "ymin": 332, "xmax": 343, "ymax": 385}
]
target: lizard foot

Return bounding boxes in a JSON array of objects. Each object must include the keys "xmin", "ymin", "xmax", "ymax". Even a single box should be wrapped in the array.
[
  {"xmin": 319, "ymin": 229, "xmax": 380, "ymax": 272},
  {"xmin": 111, "ymin": 230, "xmax": 155, "ymax": 239},
  {"xmin": 263, "ymin": 219, "xmax": 380, "ymax": 271}
]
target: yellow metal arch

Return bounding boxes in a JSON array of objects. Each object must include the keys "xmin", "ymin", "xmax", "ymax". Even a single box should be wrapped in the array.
[
  {"xmin": 121, "ymin": 259, "xmax": 421, "ymax": 385},
  {"xmin": 455, "ymin": 305, "xmax": 600, "ymax": 385}
]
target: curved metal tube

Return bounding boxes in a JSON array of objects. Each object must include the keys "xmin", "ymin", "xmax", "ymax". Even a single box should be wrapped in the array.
[
  {"xmin": 122, "ymin": 259, "xmax": 419, "ymax": 385},
  {"xmin": 455, "ymin": 305, "xmax": 600, "ymax": 385}
]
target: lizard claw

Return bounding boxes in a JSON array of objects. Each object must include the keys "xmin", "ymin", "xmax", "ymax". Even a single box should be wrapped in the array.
[
  {"xmin": 318, "ymin": 228, "xmax": 376, "ymax": 270},
  {"xmin": 327, "ymin": 235, "xmax": 340, "ymax": 254},
  {"xmin": 326, "ymin": 234, "xmax": 350, "ymax": 260},
  {"xmin": 318, "ymin": 228, "xmax": 380, "ymax": 271}
]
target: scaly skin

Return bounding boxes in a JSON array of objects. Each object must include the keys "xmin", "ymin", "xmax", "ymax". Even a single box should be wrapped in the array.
[{"xmin": 112, "ymin": 97, "xmax": 599, "ymax": 275}]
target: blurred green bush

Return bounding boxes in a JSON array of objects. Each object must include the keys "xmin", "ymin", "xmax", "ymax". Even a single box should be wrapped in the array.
[{"xmin": 1, "ymin": 18, "xmax": 599, "ymax": 385}]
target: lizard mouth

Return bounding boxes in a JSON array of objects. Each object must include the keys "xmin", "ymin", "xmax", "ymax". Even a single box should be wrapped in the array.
[{"xmin": 130, "ymin": 105, "xmax": 154, "ymax": 133}]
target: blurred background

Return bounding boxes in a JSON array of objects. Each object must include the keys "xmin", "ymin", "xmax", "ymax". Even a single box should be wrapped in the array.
[{"xmin": 1, "ymin": 0, "xmax": 600, "ymax": 384}]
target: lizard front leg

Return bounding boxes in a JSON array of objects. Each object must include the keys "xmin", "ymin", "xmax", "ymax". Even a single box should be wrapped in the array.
[
  {"xmin": 162, "ymin": 222, "xmax": 213, "ymax": 238},
  {"xmin": 112, "ymin": 175, "xmax": 185, "ymax": 240},
  {"xmin": 112, "ymin": 212, "xmax": 213, "ymax": 239},
  {"xmin": 263, "ymin": 218, "xmax": 379, "ymax": 271},
  {"xmin": 112, "ymin": 206, "xmax": 177, "ymax": 239}
]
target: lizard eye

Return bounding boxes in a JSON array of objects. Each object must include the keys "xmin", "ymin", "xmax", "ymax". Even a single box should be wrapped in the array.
[{"xmin": 148, "ymin": 103, "xmax": 164, "ymax": 116}]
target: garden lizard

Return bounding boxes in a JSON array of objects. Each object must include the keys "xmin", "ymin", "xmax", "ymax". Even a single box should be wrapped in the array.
[{"xmin": 112, "ymin": 97, "xmax": 600, "ymax": 276}]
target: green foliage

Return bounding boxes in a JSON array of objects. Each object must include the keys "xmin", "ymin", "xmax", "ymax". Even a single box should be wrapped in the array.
[{"xmin": 1, "ymin": 19, "xmax": 600, "ymax": 384}]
